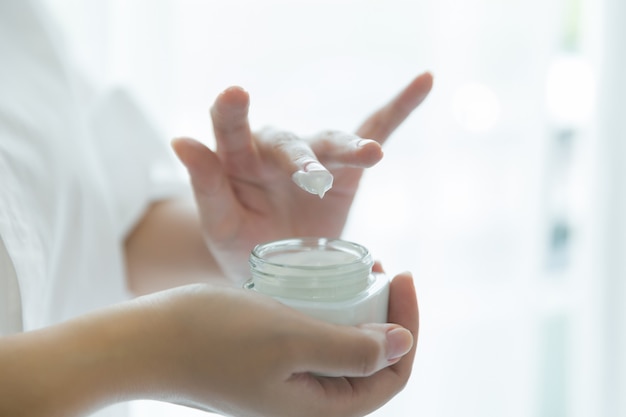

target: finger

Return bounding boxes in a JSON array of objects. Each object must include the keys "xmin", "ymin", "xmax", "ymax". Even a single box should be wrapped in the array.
[
  {"xmin": 257, "ymin": 127, "xmax": 334, "ymax": 198},
  {"xmin": 308, "ymin": 130, "xmax": 383, "ymax": 169},
  {"xmin": 281, "ymin": 272, "xmax": 417, "ymax": 417},
  {"xmin": 210, "ymin": 86, "xmax": 257, "ymax": 172},
  {"xmin": 356, "ymin": 71, "xmax": 433, "ymax": 142},
  {"xmin": 386, "ymin": 272, "xmax": 419, "ymax": 377},
  {"xmin": 294, "ymin": 322, "xmax": 413, "ymax": 378},
  {"xmin": 316, "ymin": 272, "xmax": 419, "ymax": 414},
  {"xmin": 372, "ymin": 260, "xmax": 384, "ymax": 274},
  {"xmin": 170, "ymin": 137, "xmax": 241, "ymax": 241}
]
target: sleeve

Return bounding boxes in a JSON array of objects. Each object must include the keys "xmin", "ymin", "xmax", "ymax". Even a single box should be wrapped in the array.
[{"xmin": 85, "ymin": 87, "xmax": 190, "ymax": 239}]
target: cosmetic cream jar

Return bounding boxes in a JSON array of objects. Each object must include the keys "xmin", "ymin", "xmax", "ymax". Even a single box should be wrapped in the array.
[{"xmin": 245, "ymin": 237, "xmax": 389, "ymax": 325}]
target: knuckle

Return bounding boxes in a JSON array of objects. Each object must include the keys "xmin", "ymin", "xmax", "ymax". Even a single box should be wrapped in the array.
[
  {"xmin": 315, "ymin": 129, "xmax": 339, "ymax": 139},
  {"xmin": 271, "ymin": 131, "xmax": 299, "ymax": 148},
  {"xmin": 270, "ymin": 131, "xmax": 307, "ymax": 155},
  {"xmin": 356, "ymin": 337, "xmax": 383, "ymax": 376},
  {"xmin": 258, "ymin": 127, "xmax": 298, "ymax": 148}
]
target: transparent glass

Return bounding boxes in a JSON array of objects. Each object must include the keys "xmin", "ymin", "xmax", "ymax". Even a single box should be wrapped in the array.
[{"xmin": 245, "ymin": 237, "xmax": 389, "ymax": 325}]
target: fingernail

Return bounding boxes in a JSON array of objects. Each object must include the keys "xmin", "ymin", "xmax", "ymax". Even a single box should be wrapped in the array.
[
  {"xmin": 226, "ymin": 85, "xmax": 246, "ymax": 92},
  {"xmin": 356, "ymin": 139, "xmax": 377, "ymax": 149},
  {"xmin": 303, "ymin": 161, "xmax": 327, "ymax": 173},
  {"xmin": 386, "ymin": 327, "xmax": 413, "ymax": 362}
]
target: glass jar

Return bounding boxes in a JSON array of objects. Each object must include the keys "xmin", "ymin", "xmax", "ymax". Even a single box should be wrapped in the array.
[{"xmin": 245, "ymin": 237, "xmax": 389, "ymax": 325}]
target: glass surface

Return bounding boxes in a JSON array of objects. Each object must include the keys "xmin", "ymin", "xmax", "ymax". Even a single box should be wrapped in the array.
[{"xmin": 248, "ymin": 238, "xmax": 373, "ymax": 300}]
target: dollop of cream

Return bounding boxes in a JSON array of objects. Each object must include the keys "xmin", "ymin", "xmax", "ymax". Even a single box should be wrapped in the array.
[{"xmin": 292, "ymin": 169, "xmax": 334, "ymax": 198}]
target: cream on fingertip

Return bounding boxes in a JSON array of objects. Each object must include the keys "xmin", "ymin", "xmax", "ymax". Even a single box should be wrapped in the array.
[{"xmin": 291, "ymin": 164, "xmax": 334, "ymax": 198}]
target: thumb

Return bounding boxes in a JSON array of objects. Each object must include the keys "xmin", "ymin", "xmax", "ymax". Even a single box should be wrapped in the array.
[
  {"xmin": 171, "ymin": 137, "xmax": 240, "ymax": 241},
  {"xmin": 297, "ymin": 323, "xmax": 414, "ymax": 377}
]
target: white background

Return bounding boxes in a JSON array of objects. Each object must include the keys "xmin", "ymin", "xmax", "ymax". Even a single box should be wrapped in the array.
[{"xmin": 43, "ymin": 0, "xmax": 625, "ymax": 416}]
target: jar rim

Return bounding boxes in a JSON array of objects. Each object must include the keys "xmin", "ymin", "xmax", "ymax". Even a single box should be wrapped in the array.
[
  {"xmin": 250, "ymin": 237, "xmax": 371, "ymax": 269},
  {"xmin": 248, "ymin": 237, "xmax": 374, "ymax": 300}
]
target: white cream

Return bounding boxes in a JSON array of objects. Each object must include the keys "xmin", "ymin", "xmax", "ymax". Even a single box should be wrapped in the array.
[
  {"xmin": 246, "ymin": 238, "xmax": 389, "ymax": 325},
  {"xmin": 291, "ymin": 169, "xmax": 333, "ymax": 198}
]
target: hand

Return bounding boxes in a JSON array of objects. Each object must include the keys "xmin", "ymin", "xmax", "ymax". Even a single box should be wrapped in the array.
[
  {"xmin": 0, "ymin": 270, "xmax": 417, "ymax": 417},
  {"xmin": 146, "ymin": 271, "xmax": 418, "ymax": 417},
  {"xmin": 172, "ymin": 73, "xmax": 433, "ymax": 282}
]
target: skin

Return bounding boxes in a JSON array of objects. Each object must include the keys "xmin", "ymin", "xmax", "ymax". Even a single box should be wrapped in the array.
[
  {"xmin": 127, "ymin": 71, "xmax": 434, "ymax": 291},
  {"xmin": 0, "ymin": 273, "xmax": 417, "ymax": 417},
  {"xmin": 0, "ymin": 72, "xmax": 432, "ymax": 417}
]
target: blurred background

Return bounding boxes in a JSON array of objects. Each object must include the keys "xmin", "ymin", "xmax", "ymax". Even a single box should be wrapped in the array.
[{"xmin": 42, "ymin": 0, "xmax": 625, "ymax": 416}]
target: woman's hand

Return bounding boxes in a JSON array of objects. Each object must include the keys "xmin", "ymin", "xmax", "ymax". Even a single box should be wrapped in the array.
[
  {"xmin": 0, "ymin": 271, "xmax": 417, "ymax": 417},
  {"xmin": 172, "ymin": 73, "xmax": 433, "ymax": 282},
  {"xmin": 145, "ymin": 271, "xmax": 418, "ymax": 417}
]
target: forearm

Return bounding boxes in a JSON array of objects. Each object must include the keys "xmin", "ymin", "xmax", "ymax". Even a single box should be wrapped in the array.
[
  {"xmin": 0, "ymin": 279, "xmax": 417, "ymax": 417},
  {"xmin": 125, "ymin": 198, "xmax": 228, "ymax": 295},
  {"xmin": 0, "ymin": 300, "xmax": 167, "ymax": 417}
]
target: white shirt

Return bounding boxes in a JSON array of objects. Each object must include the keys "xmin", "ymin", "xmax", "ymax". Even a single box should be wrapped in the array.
[{"xmin": 0, "ymin": 1, "xmax": 183, "ymax": 415}]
